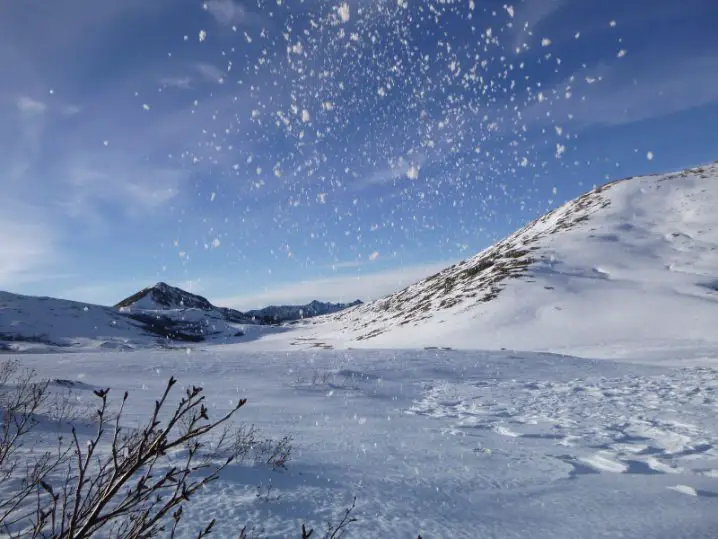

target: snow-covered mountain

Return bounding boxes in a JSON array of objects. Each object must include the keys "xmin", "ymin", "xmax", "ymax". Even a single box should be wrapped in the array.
[
  {"xmin": 0, "ymin": 291, "xmax": 244, "ymax": 353},
  {"xmin": 116, "ymin": 282, "xmax": 360, "ymax": 324},
  {"xmin": 0, "ymin": 283, "xmax": 361, "ymax": 352},
  {"xmin": 116, "ymin": 282, "xmax": 217, "ymax": 311},
  {"xmin": 246, "ymin": 299, "xmax": 362, "ymax": 324},
  {"xmin": 116, "ymin": 282, "xmax": 253, "ymax": 324},
  {"xmin": 295, "ymin": 162, "xmax": 718, "ymax": 355}
]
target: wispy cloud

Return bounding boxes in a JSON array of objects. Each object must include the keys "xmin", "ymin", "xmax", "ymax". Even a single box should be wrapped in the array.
[
  {"xmin": 324, "ymin": 259, "xmax": 365, "ymax": 270},
  {"xmin": 357, "ymin": 153, "xmax": 427, "ymax": 188},
  {"xmin": 214, "ymin": 261, "xmax": 455, "ymax": 310},
  {"xmin": 61, "ymin": 104, "xmax": 81, "ymax": 116},
  {"xmin": 55, "ymin": 157, "xmax": 190, "ymax": 224},
  {"xmin": 524, "ymin": 54, "xmax": 718, "ymax": 128},
  {"xmin": 511, "ymin": 0, "xmax": 568, "ymax": 52},
  {"xmin": 204, "ymin": 0, "xmax": 264, "ymax": 27},
  {"xmin": 194, "ymin": 62, "xmax": 227, "ymax": 83},
  {"xmin": 16, "ymin": 96, "xmax": 47, "ymax": 115},
  {"xmin": 160, "ymin": 76, "xmax": 194, "ymax": 90}
]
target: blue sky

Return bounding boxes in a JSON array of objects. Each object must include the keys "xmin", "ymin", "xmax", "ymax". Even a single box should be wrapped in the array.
[{"xmin": 1, "ymin": 0, "xmax": 717, "ymax": 309}]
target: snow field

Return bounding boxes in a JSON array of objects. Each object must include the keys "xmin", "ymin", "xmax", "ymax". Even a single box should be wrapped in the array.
[{"xmin": 7, "ymin": 347, "xmax": 718, "ymax": 538}]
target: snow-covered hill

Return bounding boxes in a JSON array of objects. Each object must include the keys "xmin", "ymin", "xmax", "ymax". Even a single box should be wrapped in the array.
[
  {"xmin": 293, "ymin": 162, "xmax": 718, "ymax": 355},
  {"xmin": 0, "ymin": 291, "xmax": 244, "ymax": 353},
  {"xmin": 116, "ymin": 282, "xmax": 251, "ymax": 322},
  {"xmin": 116, "ymin": 282, "xmax": 359, "ymax": 324},
  {"xmin": 116, "ymin": 282, "xmax": 217, "ymax": 311},
  {"xmin": 0, "ymin": 283, "xmax": 361, "ymax": 353}
]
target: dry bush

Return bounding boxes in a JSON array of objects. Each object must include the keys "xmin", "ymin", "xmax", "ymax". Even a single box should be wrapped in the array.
[{"xmin": 0, "ymin": 360, "xmax": 356, "ymax": 538}]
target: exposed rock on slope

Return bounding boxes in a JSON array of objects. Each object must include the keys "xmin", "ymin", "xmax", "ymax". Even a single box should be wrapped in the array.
[{"xmin": 306, "ymin": 163, "xmax": 718, "ymax": 353}]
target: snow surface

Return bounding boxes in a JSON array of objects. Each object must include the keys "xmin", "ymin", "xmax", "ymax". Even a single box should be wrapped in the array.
[
  {"xmin": 0, "ymin": 291, "xmax": 153, "ymax": 352},
  {"xmin": 7, "ymin": 347, "xmax": 718, "ymax": 538}
]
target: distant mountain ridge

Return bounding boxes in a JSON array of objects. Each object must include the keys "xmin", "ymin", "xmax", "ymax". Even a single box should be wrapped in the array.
[
  {"xmin": 245, "ymin": 299, "xmax": 363, "ymax": 324},
  {"xmin": 0, "ymin": 282, "xmax": 363, "ymax": 352},
  {"xmin": 115, "ymin": 282, "xmax": 362, "ymax": 324}
]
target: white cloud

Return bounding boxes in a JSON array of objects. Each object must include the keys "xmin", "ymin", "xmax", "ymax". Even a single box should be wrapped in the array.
[
  {"xmin": 204, "ymin": 0, "xmax": 253, "ymax": 26},
  {"xmin": 194, "ymin": 62, "xmax": 226, "ymax": 83},
  {"xmin": 63, "ymin": 162, "xmax": 187, "ymax": 217},
  {"xmin": 511, "ymin": 0, "xmax": 567, "ymax": 51},
  {"xmin": 214, "ymin": 261, "xmax": 455, "ymax": 310},
  {"xmin": 16, "ymin": 96, "xmax": 47, "ymax": 114},
  {"xmin": 160, "ymin": 76, "xmax": 194, "ymax": 89},
  {"xmin": 61, "ymin": 104, "xmax": 82, "ymax": 116},
  {"xmin": 522, "ymin": 55, "xmax": 718, "ymax": 129},
  {"xmin": 325, "ymin": 259, "xmax": 364, "ymax": 270},
  {"xmin": 358, "ymin": 153, "xmax": 428, "ymax": 187}
]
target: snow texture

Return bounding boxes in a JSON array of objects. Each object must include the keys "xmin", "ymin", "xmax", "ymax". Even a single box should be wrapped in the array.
[{"xmin": 6, "ymin": 348, "xmax": 718, "ymax": 538}]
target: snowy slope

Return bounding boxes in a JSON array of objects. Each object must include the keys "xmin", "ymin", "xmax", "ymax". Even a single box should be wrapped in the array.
[
  {"xmin": 287, "ymin": 163, "xmax": 718, "ymax": 355},
  {"xmin": 0, "ymin": 291, "xmax": 245, "ymax": 352}
]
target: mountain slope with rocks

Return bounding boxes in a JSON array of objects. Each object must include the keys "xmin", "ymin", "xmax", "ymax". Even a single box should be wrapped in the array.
[{"xmin": 291, "ymin": 162, "xmax": 718, "ymax": 356}]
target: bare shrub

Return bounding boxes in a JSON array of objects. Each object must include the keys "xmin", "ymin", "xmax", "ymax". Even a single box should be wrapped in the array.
[
  {"xmin": 0, "ymin": 361, "xmax": 68, "ymax": 533},
  {"xmin": 0, "ymin": 361, "xmax": 356, "ymax": 538},
  {"xmin": 223, "ymin": 423, "xmax": 293, "ymax": 470},
  {"xmin": 299, "ymin": 497, "xmax": 357, "ymax": 539}
]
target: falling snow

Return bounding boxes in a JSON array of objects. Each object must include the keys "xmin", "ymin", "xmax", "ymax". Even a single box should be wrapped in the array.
[
  {"xmin": 114, "ymin": 0, "xmax": 642, "ymax": 297},
  {"xmin": 337, "ymin": 3, "xmax": 350, "ymax": 23}
]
